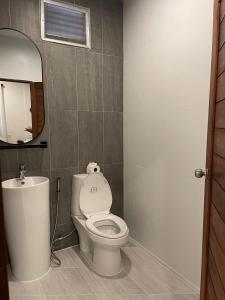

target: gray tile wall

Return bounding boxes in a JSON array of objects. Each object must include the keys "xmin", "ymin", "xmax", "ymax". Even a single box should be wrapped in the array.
[{"xmin": 0, "ymin": 0, "xmax": 123, "ymax": 250}]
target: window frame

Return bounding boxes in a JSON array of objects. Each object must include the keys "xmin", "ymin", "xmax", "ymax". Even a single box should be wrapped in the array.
[{"xmin": 41, "ymin": 0, "xmax": 91, "ymax": 49}]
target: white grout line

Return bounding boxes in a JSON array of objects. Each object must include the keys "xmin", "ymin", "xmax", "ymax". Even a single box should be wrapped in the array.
[
  {"xmin": 101, "ymin": 0, "xmax": 105, "ymax": 168},
  {"xmin": 75, "ymin": 48, "xmax": 80, "ymax": 173},
  {"xmin": 9, "ymin": 293, "xmax": 198, "ymax": 296},
  {"xmin": 147, "ymin": 292, "xmax": 198, "ymax": 296},
  {"xmin": 10, "ymin": 294, "xmax": 94, "ymax": 297},
  {"xmin": 8, "ymin": 0, "xmax": 12, "ymax": 27},
  {"xmin": 54, "ymin": 244, "xmax": 79, "ymax": 253}
]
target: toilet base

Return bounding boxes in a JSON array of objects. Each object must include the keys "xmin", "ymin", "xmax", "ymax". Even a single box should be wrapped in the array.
[
  {"xmin": 93, "ymin": 245, "xmax": 122, "ymax": 276},
  {"xmin": 72, "ymin": 215, "xmax": 128, "ymax": 277},
  {"xmin": 79, "ymin": 249, "xmax": 93, "ymax": 267},
  {"xmin": 80, "ymin": 246, "xmax": 123, "ymax": 277}
]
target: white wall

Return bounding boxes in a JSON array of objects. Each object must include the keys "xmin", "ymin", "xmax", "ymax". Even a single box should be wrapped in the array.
[
  {"xmin": 0, "ymin": 33, "xmax": 42, "ymax": 82},
  {"xmin": 0, "ymin": 81, "xmax": 32, "ymax": 144},
  {"xmin": 123, "ymin": 0, "xmax": 213, "ymax": 287}
]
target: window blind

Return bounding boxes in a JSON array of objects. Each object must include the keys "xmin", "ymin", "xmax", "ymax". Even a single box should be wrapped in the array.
[{"xmin": 43, "ymin": 1, "xmax": 90, "ymax": 47}]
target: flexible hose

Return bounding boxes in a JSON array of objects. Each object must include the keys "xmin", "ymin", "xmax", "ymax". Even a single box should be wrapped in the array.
[{"xmin": 50, "ymin": 177, "xmax": 75, "ymax": 267}]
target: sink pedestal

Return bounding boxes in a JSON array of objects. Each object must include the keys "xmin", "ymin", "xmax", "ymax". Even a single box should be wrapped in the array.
[{"xmin": 2, "ymin": 177, "xmax": 50, "ymax": 281}]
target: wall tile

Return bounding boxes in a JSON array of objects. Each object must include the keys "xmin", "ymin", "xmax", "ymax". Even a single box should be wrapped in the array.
[
  {"xmin": 10, "ymin": 0, "xmax": 40, "ymax": 42},
  {"xmin": 49, "ymin": 110, "xmax": 78, "ymax": 170},
  {"xmin": 103, "ymin": 55, "xmax": 123, "ymax": 112},
  {"xmin": 76, "ymin": 0, "xmax": 102, "ymax": 52},
  {"xmin": 50, "ymin": 168, "xmax": 77, "ymax": 225},
  {"xmin": 16, "ymin": 115, "xmax": 50, "ymax": 172},
  {"xmin": 45, "ymin": 43, "xmax": 77, "ymax": 110},
  {"xmin": 0, "ymin": 0, "xmax": 123, "ymax": 251},
  {"xmin": 17, "ymin": 148, "xmax": 50, "ymax": 172},
  {"xmin": 104, "ymin": 112, "xmax": 123, "ymax": 164},
  {"xmin": 78, "ymin": 111, "xmax": 103, "ymax": 167},
  {"xmin": 104, "ymin": 163, "xmax": 123, "ymax": 217},
  {"xmin": 77, "ymin": 49, "xmax": 103, "ymax": 111},
  {"xmin": 25, "ymin": 169, "xmax": 50, "ymax": 178},
  {"xmin": 0, "ymin": 150, "xmax": 18, "ymax": 175},
  {"xmin": 103, "ymin": 0, "xmax": 123, "ymax": 56},
  {"xmin": 0, "ymin": 0, "xmax": 10, "ymax": 27},
  {"xmin": 53, "ymin": 221, "xmax": 79, "ymax": 251},
  {"xmin": 1, "ymin": 172, "xmax": 17, "ymax": 181}
]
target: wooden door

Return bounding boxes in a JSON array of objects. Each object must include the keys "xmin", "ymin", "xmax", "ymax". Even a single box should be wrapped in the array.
[
  {"xmin": 30, "ymin": 82, "xmax": 44, "ymax": 138},
  {"xmin": 0, "ymin": 162, "xmax": 9, "ymax": 299},
  {"xmin": 200, "ymin": 0, "xmax": 225, "ymax": 299}
]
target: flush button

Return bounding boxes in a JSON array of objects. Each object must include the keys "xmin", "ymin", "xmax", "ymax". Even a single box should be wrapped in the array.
[{"xmin": 90, "ymin": 186, "xmax": 98, "ymax": 193}]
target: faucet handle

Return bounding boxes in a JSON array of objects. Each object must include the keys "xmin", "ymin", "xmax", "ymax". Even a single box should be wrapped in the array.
[{"xmin": 19, "ymin": 164, "xmax": 26, "ymax": 171}]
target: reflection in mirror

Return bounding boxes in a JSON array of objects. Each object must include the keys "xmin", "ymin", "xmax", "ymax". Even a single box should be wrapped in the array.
[{"xmin": 0, "ymin": 29, "xmax": 44, "ymax": 145}]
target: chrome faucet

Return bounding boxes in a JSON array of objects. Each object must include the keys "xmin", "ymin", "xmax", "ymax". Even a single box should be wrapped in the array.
[{"xmin": 18, "ymin": 164, "xmax": 26, "ymax": 182}]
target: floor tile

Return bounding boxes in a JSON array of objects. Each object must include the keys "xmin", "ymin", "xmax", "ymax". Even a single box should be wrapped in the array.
[
  {"xmin": 70, "ymin": 247, "xmax": 92, "ymax": 269},
  {"xmin": 9, "ymin": 279, "xmax": 44, "ymax": 296},
  {"xmin": 10, "ymin": 297, "xmax": 97, "ymax": 300},
  {"xmin": 46, "ymin": 296, "xmax": 98, "ymax": 300},
  {"xmin": 54, "ymin": 247, "xmax": 84, "ymax": 268},
  {"xmin": 150, "ymin": 294, "xmax": 199, "ymax": 300},
  {"xmin": 122, "ymin": 247, "xmax": 193, "ymax": 295},
  {"xmin": 96, "ymin": 295, "xmax": 151, "ymax": 300},
  {"xmin": 122, "ymin": 246, "xmax": 161, "ymax": 268},
  {"xmin": 8, "ymin": 245, "xmax": 198, "ymax": 300},
  {"xmin": 126, "ymin": 263, "xmax": 193, "ymax": 295},
  {"xmin": 79, "ymin": 267, "xmax": 144, "ymax": 295},
  {"xmin": 40, "ymin": 268, "xmax": 92, "ymax": 295},
  {"xmin": 122, "ymin": 240, "xmax": 137, "ymax": 248},
  {"xmin": 10, "ymin": 297, "xmax": 47, "ymax": 300}
]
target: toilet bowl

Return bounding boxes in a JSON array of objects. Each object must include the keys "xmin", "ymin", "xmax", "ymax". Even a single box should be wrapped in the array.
[{"xmin": 71, "ymin": 171, "xmax": 129, "ymax": 276}]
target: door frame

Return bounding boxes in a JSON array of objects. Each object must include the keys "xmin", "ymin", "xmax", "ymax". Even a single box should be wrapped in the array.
[
  {"xmin": 0, "ymin": 162, "xmax": 9, "ymax": 299},
  {"xmin": 200, "ymin": 0, "xmax": 221, "ymax": 299}
]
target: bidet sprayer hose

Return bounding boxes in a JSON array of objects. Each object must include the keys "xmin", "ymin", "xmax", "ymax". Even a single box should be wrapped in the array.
[{"xmin": 50, "ymin": 177, "xmax": 75, "ymax": 268}]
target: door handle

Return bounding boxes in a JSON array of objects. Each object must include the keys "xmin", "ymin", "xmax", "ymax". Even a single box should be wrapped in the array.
[{"xmin": 194, "ymin": 169, "xmax": 208, "ymax": 179}]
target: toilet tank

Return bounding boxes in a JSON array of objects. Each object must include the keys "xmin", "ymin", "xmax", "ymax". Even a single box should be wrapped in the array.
[{"xmin": 71, "ymin": 174, "xmax": 88, "ymax": 216}]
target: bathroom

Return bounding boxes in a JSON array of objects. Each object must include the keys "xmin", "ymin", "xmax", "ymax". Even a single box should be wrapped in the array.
[{"xmin": 0, "ymin": 0, "xmax": 224, "ymax": 299}]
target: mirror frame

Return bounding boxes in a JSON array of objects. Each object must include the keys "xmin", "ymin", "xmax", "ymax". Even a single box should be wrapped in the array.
[{"xmin": 0, "ymin": 28, "xmax": 47, "ymax": 150}]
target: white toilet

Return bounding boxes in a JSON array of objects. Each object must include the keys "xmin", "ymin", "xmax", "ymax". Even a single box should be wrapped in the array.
[{"xmin": 71, "ymin": 171, "xmax": 129, "ymax": 276}]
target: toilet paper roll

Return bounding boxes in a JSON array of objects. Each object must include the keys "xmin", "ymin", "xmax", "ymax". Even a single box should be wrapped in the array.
[{"xmin": 86, "ymin": 162, "xmax": 101, "ymax": 174}]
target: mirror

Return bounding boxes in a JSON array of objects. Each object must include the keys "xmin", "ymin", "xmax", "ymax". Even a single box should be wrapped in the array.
[{"xmin": 0, "ymin": 29, "xmax": 44, "ymax": 145}]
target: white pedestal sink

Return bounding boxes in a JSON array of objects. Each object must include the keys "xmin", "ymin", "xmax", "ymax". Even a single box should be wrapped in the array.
[{"xmin": 2, "ymin": 176, "xmax": 50, "ymax": 281}]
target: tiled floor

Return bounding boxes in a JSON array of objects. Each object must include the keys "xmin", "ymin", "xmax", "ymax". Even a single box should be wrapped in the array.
[{"xmin": 8, "ymin": 241, "xmax": 199, "ymax": 300}]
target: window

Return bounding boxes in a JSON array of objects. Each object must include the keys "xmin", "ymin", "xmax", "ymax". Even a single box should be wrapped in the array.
[{"xmin": 41, "ymin": 0, "xmax": 91, "ymax": 48}]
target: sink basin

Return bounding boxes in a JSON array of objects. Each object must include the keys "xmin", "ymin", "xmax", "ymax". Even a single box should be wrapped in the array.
[
  {"xmin": 2, "ymin": 176, "xmax": 49, "ymax": 189},
  {"xmin": 2, "ymin": 176, "xmax": 50, "ymax": 281}
]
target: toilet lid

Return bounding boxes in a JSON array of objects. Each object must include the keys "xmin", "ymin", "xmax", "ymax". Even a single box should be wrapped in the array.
[{"xmin": 80, "ymin": 173, "xmax": 112, "ymax": 217}]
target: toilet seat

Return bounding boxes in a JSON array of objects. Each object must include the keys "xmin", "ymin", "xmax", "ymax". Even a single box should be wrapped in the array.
[{"xmin": 86, "ymin": 213, "xmax": 128, "ymax": 239}]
